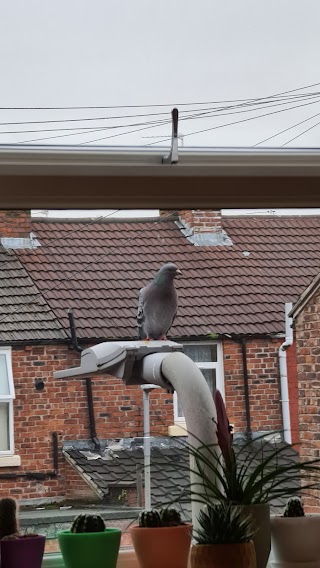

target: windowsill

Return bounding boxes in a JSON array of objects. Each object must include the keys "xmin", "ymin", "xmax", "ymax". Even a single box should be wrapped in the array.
[
  {"xmin": 42, "ymin": 549, "xmax": 141, "ymax": 568},
  {"xmin": 0, "ymin": 455, "xmax": 21, "ymax": 467},
  {"xmin": 168, "ymin": 424, "xmax": 188, "ymax": 437}
]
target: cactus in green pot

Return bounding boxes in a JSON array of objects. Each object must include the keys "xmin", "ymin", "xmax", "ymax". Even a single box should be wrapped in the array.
[{"xmin": 71, "ymin": 514, "xmax": 106, "ymax": 533}]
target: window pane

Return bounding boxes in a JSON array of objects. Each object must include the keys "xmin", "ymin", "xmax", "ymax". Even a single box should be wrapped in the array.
[
  {"xmin": 201, "ymin": 368, "xmax": 216, "ymax": 393},
  {"xmin": 183, "ymin": 344, "xmax": 217, "ymax": 363},
  {"xmin": 0, "ymin": 355, "xmax": 9, "ymax": 395},
  {"xmin": 0, "ymin": 402, "xmax": 10, "ymax": 451}
]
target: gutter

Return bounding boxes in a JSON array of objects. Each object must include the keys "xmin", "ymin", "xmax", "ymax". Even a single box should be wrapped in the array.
[
  {"xmin": 2, "ymin": 146, "xmax": 320, "ymax": 177},
  {"xmin": 279, "ymin": 303, "xmax": 293, "ymax": 444}
]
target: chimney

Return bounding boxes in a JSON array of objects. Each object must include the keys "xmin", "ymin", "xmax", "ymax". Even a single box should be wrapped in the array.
[
  {"xmin": 160, "ymin": 209, "xmax": 232, "ymax": 246},
  {"xmin": 0, "ymin": 210, "xmax": 37, "ymax": 249}
]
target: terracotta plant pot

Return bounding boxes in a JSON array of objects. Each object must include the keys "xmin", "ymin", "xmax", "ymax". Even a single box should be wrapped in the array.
[
  {"xmin": 130, "ymin": 523, "xmax": 192, "ymax": 568},
  {"xmin": 0, "ymin": 534, "xmax": 46, "ymax": 568},
  {"xmin": 190, "ymin": 541, "xmax": 256, "ymax": 568}
]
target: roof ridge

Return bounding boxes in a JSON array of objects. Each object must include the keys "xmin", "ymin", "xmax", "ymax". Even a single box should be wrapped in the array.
[{"xmin": 31, "ymin": 216, "xmax": 178, "ymax": 225}]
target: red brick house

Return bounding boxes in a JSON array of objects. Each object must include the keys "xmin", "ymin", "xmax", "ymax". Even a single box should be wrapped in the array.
[
  {"xmin": 289, "ymin": 273, "xmax": 320, "ymax": 511},
  {"xmin": 0, "ymin": 208, "xmax": 319, "ymax": 505}
]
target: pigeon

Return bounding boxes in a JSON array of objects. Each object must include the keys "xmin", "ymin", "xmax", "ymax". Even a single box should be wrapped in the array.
[{"xmin": 137, "ymin": 263, "xmax": 182, "ymax": 340}]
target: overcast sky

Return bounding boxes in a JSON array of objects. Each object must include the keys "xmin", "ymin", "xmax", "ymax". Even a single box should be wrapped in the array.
[{"xmin": 1, "ymin": 1, "xmax": 320, "ymax": 149}]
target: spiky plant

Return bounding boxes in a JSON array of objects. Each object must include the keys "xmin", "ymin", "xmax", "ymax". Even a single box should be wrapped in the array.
[
  {"xmin": 162, "ymin": 390, "xmax": 320, "ymax": 510},
  {"xmin": 159, "ymin": 507, "xmax": 182, "ymax": 526},
  {"xmin": 71, "ymin": 514, "xmax": 106, "ymax": 533},
  {"xmin": 138, "ymin": 510, "xmax": 162, "ymax": 528},
  {"xmin": 194, "ymin": 502, "xmax": 256, "ymax": 545},
  {"xmin": 0, "ymin": 498, "xmax": 18, "ymax": 540},
  {"xmin": 283, "ymin": 496, "xmax": 305, "ymax": 517}
]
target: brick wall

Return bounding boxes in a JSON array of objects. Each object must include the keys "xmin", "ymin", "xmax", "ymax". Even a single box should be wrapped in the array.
[
  {"xmin": 294, "ymin": 290, "xmax": 320, "ymax": 512},
  {"xmin": 160, "ymin": 209, "xmax": 222, "ymax": 233},
  {"xmin": 0, "ymin": 337, "xmax": 291, "ymax": 502},
  {"xmin": 286, "ymin": 341, "xmax": 300, "ymax": 446},
  {"xmin": 0, "ymin": 210, "xmax": 31, "ymax": 238},
  {"xmin": 224, "ymin": 338, "xmax": 283, "ymax": 432}
]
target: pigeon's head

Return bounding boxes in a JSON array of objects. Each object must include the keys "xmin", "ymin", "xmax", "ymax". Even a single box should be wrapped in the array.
[{"xmin": 157, "ymin": 263, "xmax": 182, "ymax": 281}]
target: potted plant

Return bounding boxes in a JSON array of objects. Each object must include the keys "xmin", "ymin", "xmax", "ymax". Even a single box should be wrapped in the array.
[
  {"xmin": 130, "ymin": 507, "xmax": 192, "ymax": 568},
  {"xmin": 190, "ymin": 501, "xmax": 256, "ymax": 568},
  {"xmin": 174, "ymin": 390, "xmax": 320, "ymax": 568},
  {"xmin": 57, "ymin": 513, "xmax": 121, "ymax": 568},
  {"xmin": 0, "ymin": 497, "xmax": 46, "ymax": 568},
  {"xmin": 270, "ymin": 496, "xmax": 320, "ymax": 567}
]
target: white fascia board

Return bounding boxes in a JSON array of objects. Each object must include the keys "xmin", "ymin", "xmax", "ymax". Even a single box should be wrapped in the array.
[{"xmin": 1, "ymin": 145, "xmax": 320, "ymax": 177}]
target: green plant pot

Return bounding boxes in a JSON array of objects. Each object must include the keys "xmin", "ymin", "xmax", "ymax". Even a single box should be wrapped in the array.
[{"xmin": 57, "ymin": 529, "xmax": 121, "ymax": 568}]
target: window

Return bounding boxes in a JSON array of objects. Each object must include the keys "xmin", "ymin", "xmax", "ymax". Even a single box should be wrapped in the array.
[
  {"xmin": 173, "ymin": 342, "xmax": 225, "ymax": 423},
  {"xmin": 0, "ymin": 349, "xmax": 15, "ymax": 454}
]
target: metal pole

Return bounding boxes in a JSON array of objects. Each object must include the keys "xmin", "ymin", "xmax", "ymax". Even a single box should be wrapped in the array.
[
  {"xmin": 141, "ymin": 384, "xmax": 160, "ymax": 510},
  {"xmin": 143, "ymin": 388, "xmax": 151, "ymax": 510}
]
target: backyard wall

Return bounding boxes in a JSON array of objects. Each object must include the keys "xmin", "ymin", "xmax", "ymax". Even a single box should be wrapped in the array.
[
  {"xmin": 294, "ymin": 288, "xmax": 320, "ymax": 512},
  {"xmin": 0, "ymin": 337, "xmax": 294, "ymax": 501}
]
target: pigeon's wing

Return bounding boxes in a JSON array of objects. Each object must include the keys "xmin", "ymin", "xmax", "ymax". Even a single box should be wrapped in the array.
[
  {"xmin": 164, "ymin": 303, "xmax": 177, "ymax": 336},
  {"xmin": 137, "ymin": 287, "xmax": 146, "ymax": 339}
]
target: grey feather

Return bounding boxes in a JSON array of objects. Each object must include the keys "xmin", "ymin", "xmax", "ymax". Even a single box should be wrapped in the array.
[{"xmin": 137, "ymin": 263, "xmax": 181, "ymax": 340}]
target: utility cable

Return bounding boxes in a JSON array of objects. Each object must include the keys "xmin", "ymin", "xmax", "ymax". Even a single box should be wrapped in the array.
[
  {"xmin": 144, "ymin": 96, "xmax": 320, "ymax": 146},
  {"xmin": 1, "ymin": 79, "xmax": 320, "ymax": 109},
  {"xmin": 281, "ymin": 119, "xmax": 320, "ymax": 146},
  {"xmin": 75, "ymin": 96, "xmax": 320, "ymax": 146},
  {"xmin": 1, "ymin": 91, "xmax": 319, "ymax": 128},
  {"xmin": 6, "ymin": 94, "xmax": 320, "ymax": 144},
  {"xmin": 253, "ymin": 110, "xmax": 320, "ymax": 146}
]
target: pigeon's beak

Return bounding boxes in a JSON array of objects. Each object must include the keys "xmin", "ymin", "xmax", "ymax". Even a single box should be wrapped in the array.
[{"xmin": 176, "ymin": 269, "xmax": 182, "ymax": 277}]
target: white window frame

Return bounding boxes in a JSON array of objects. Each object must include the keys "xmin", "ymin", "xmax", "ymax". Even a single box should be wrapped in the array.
[
  {"xmin": 0, "ymin": 348, "xmax": 15, "ymax": 455},
  {"xmin": 173, "ymin": 341, "xmax": 225, "ymax": 424}
]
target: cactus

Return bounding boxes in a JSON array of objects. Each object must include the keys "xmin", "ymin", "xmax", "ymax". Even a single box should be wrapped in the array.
[
  {"xmin": 138, "ymin": 510, "xmax": 162, "ymax": 528},
  {"xmin": 71, "ymin": 514, "xmax": 106, "ymax": 533},
  {"xmin": 138, "ymin": 507, "xmax": 183, "ymax": 528},
  {"xmin": 160, "ymin": 507, "xmax": 182, "ymax": 526},
  {"xmin": 283, "ymin": 497, "xmax": 305, "ymax": 517},
  {"xmin": 0, "ymin": 498, "xmax": 19, "ymax": 540}
]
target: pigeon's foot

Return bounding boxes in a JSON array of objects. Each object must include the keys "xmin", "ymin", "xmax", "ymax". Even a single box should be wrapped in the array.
[{"xmin": 160, "ymin": 335, "xmax": 167, "ymax": 340}]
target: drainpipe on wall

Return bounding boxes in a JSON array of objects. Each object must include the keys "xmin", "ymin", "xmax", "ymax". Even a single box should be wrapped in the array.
[
  {"xmin": 68, "ymin": 309, "xmax": 100, "ymax": 452},
  {"xmin": 240, "ymin": 337, "xmax": 252, "ymax": 440},
  {"xmin": 279, "ymin": 302, "xmax": 293, "ymax": 445}
]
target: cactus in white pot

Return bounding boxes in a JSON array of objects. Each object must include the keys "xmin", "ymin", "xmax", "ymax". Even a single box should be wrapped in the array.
[{"xmin": 271, "ymin": 497, "xmax": 320, "ymax": 567}]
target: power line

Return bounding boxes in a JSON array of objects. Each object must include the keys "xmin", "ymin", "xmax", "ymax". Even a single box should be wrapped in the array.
[
  {"xmin": 281, "ymin": 119, "xmax": 320, "ymax": 146},
  {"xmin": 74, "ymin": 96, "xmax": 320, "ymax": 146},
  {"xmin": 6, "ymin": 94, "xmax": 320, "ymax": 143},
  {"xmin": 253, "ymin": 110, "xmax": 320, "ymax": 146},
  {"xmin": 0, "ymin": 91, "xmax": 319, "ymax": 128},
  {"xmin": 144, "ymin": 96, "xmax": 320, "ymax": 146},
  {"xmin": 1, "ymin": 79, "xmax": 320, "ymax": 109}
]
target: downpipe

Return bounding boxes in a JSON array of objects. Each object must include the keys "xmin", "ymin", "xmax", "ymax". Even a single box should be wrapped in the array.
[{"xmin": 279, "ymin": 302, "xmax": 293, "ymax": 444}]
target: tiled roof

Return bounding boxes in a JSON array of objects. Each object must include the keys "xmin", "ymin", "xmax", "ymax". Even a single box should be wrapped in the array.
[
  {"xmin": 64, "ymin": 444, "xmax": 189, "ymax": 509},
  {"xmin": 63, "ymin": 437, "xmax": 298, "ymax": 514},
  {"xmin": 0, "ymin": 246, "xmax": 67, "ymax": 342},
  {"xmin": 10, "ymin": 214, "xmax": 320, "ymax": 340}
]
